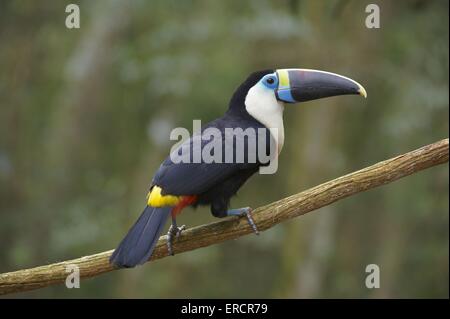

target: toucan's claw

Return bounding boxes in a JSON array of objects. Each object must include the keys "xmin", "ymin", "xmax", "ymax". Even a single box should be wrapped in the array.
[
  {"xmin": 167, "ymin": 223, "xmax": 185, "ymax": 256},
  {"xmin": 227, "ymin": 207, "xmax": 259, "ymax": 235},
  {"xmin": 245, "ymin": 208, "xmax": 259, "ymax": 235}
]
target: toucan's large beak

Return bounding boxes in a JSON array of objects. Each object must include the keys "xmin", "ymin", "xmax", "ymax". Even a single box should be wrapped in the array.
[{"xmin": 275, "ymin": 69, "xmax": 367, "ymax": 103}]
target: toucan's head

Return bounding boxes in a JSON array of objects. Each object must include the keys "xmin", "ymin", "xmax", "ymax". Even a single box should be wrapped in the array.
[
  {"xmin": 227, "ymin": 68, "xmax": 367, "ymax": 153},
  {"xmin": 228, "ymin": 68, "xmax": 366, "ymax": 119}
]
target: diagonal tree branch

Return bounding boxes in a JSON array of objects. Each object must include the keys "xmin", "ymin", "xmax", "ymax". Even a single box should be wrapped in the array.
[{"xmin": 0, "ymin": 138, "xmax": 448, "ymax": 296}]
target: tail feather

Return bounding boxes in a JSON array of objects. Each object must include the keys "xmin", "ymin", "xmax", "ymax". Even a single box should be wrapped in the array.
[{"xmin": 110, "ymin": 206, "xmax": 172, "ymax": 268}]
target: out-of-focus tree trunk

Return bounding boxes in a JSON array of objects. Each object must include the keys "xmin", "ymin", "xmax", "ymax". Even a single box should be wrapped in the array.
[{"xmin": 34, "ymin": 0, "xmax": 132, "ymax": 266}]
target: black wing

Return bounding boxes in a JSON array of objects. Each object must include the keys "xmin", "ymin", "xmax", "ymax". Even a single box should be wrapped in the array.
[{"xmin": 151, "ymin": 117, "xmax": 272, "ymax": 196}]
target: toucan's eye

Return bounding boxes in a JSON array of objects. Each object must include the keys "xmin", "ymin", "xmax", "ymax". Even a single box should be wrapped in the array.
[{"xmin": 266, "ymin": 78, "xmax": 275, "ymax": 84}]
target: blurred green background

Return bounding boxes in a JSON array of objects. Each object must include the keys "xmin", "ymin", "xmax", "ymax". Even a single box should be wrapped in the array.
[{"xmin": 0, "ymin": 0, "xmax": 448, "ymax": 298}]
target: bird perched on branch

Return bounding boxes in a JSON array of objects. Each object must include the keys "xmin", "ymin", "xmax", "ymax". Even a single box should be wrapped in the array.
[{"xmin": 110, "ymin": 68, "xmax": 367, "ymax": 268}]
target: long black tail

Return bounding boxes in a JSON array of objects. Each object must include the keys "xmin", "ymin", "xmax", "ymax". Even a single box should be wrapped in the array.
[{"xmin": 110, "ymin": 206, "xmax": 172, "ymax": 268}]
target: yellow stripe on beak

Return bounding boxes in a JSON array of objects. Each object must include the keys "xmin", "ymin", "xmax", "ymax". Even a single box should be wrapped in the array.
[{"xmin": 277, "ymin": 69, "xmax": 290, "ymax": 89}]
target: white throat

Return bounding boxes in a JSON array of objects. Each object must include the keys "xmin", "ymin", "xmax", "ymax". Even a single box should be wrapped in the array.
[{"xmin": 244, "ymin": 84, "xmax": 285, "ymax": 154}]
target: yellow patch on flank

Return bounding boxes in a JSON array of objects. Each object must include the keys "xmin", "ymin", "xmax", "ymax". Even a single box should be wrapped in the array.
[
  {"xmin": 278, "ymin": 69, "xmax": 290, "ymax": 88},
  {"xmin": 147, "ymin": 186, "xmax": 181, "ymax": 207}
]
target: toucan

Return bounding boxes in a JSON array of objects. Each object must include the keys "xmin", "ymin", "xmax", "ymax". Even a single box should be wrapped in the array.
[{"xmin": 110, "ymin": 68, "xmax": 367, "ymax": 268}]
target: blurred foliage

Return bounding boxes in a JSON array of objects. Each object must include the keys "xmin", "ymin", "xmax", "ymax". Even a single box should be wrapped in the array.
[{"xmin": 0, "ymin": 0, "xmax": 448, "ymax": 298}]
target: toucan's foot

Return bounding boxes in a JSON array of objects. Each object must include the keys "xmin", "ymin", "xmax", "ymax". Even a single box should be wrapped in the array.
[
  {"xmin": 227, "ymin": 207, "xmax": 259, "ymax": 235},
  {"xmin": 167, "ymin": 223, "xmax": 185, "ymax": 256}
]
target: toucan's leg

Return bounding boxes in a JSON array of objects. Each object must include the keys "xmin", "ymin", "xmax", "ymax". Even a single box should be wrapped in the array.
[
  {"xmin": 166, "ymin": 196, "xmax": 197, "ymax": 256},
  {"xmin": 166, "ymin": 216, "xmax": 185, "ymax": 256},
  {"xmin": 226, "ymin": 207, "xmax": 259, "ymax": 235}
]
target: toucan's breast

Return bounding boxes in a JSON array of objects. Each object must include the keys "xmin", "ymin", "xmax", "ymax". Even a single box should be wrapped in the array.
[{"xmin": 244, "ymin": 84, "xmax": 285, "ymax": 154}]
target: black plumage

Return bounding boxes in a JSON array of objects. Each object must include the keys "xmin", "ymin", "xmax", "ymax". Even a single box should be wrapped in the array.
[
  {"xmin": 110, "ymin": 70, "xmax": 274, "ymax": 268},
  {"xmin": 110, "ymin": 206, "xmax": 172, "ymax": 267},
  {"xmin": 153, "ymin": 70, "xmax": 275, "ymax": 217}
]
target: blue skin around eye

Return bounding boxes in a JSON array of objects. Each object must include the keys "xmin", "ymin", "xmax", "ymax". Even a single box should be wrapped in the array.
[{"xmin": 261, "ymin": 75, "xmax": 278, "ymax": 89}]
